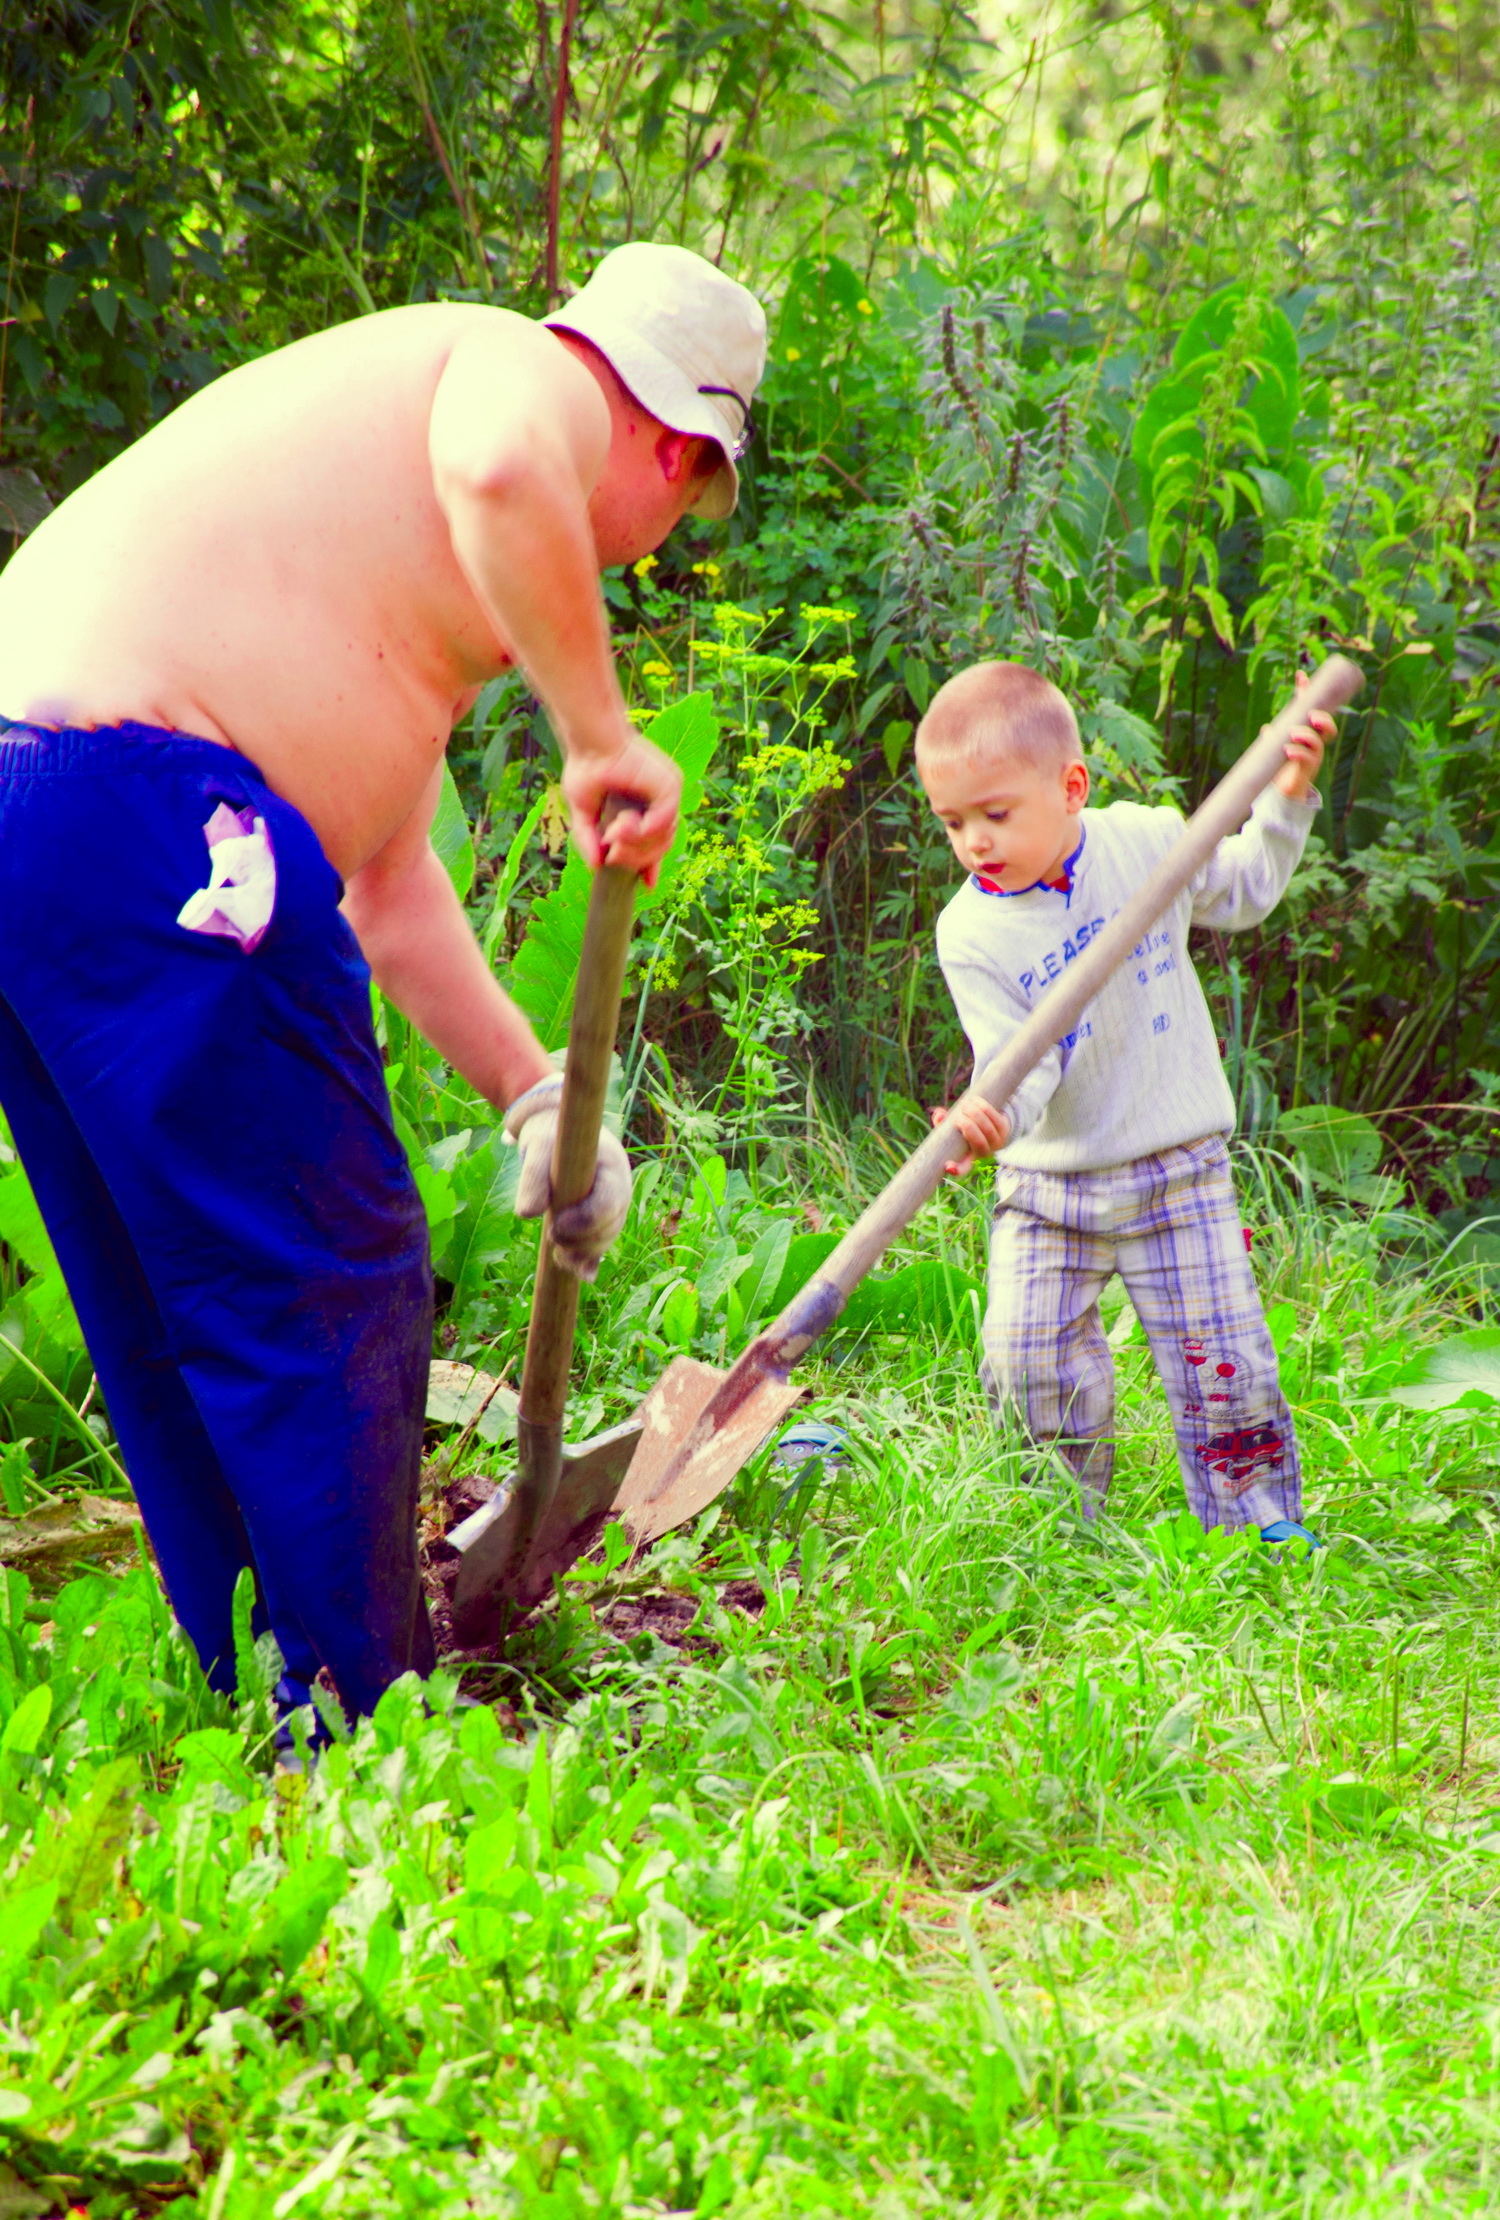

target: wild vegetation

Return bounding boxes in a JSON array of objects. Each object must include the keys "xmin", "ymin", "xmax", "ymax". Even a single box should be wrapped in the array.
[{"xmin": 2, "ymin": 1, "xmax": 1500, "ymax": 2212}]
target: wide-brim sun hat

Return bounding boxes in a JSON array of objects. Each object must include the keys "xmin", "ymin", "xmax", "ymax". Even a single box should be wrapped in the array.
[{"xmin": 544, "ymin": 241, "xmax": 767, "ymax": 522}]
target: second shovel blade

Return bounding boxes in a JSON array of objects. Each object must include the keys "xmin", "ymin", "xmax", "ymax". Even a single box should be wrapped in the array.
[{"xmin": 612, "ymin": 1355, "xmax": 806, "ymax": 1546}]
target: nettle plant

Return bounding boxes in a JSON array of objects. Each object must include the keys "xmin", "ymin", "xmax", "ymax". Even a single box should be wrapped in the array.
[{"xmin": 876, "ymin": 297, "xmax": 1170, "ymax": 805}]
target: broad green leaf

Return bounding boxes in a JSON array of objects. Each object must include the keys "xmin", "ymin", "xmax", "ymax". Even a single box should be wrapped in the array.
[
  {"xmin": 902, "ymin": 655, "xmax": 932, "ymax": 713},
  {"xmin": 1248, "ymin": 466, "xmax": 1298, "ymax": 520},
  {"xmin": 842, "ymin": 1257, "xmax": 983, "ymax": 1339},
  {"xmin": 481, "ymin": 788, "xmax": 550, "ymax": 964},
  {"xmin": 661, "ymin": 1282, "xmax": 700, "ymax": 1350},
  {"xmin": 638, "ymin": 1893, "xmax": 702, "ymax": 2015},
  {"xmin": 431, "ymin": 763, "xmax": 476, "ymax": 901},
  {"xmin": 734, "ymin": 1219, "xmax": 793, "ymax": 1323},
  {"xmin": 26, "ymin": 1756, "xmax": 138, "ymax": 1919},
  {"xmin": 386, "ymin": 1085, "xmax": 459, "ymax": 1241},
  {"xmin": 252, "ymin": 1853, "xmax": 348, "ymax": 1977},
  {"xmin": 1133, "ymin": 287, "xmax": 1300, "ymax": 518},
  {"xmin": 0, "ymin": 1683, "xmax": 51, "ymax": 1758},
  {"xmin": 438, "ymin": 1151, "xmax": 524, "ymax": 1316},
  {"xmin": 766, "ymin": 1231, "xmax": 840, "ymax": 1314},
  {"xmin": 0, "ymin": 1883, "xmax": 56, "ymax": 1974},
  {"xmin": 1277, "ymin": 1104, "xmax": 1382, "ymax": 1190},
  {"xmin": 507, "ymin": 695, "xmax": 720, "ymax": 1049},
  {"xmin": 763, "ymin": 1233, "xmax": 980, "ymax": 1342},
  {"xmin": 1264, "ymin": 1302, "xmax": 1298, "ymax": 1355},
  {"xmin": 1194, "ymin": 583, "xmax": 1235, "ymax": 648},
  {"xmin": 0, "ymin": 1440, "xmax": 27, "ymax": 1517},
  {"xmin": 425, "ymin": 1359, "xmax": 519, "ymax": 1444},
  {"xmin": 690, "ymin": 1154, "xmax": 730, "ymax": 1219},
  {"xmin": 361, "ymin": 1915, "xmax": 401, "ymax": 2000},
  {"xmin": 1316, "ymin": 1779, "xmax": 1398, "ymax": 1838},
  {"xmin": 880, "ymin": 719, "xmax": 912, "ymax": 778},
  {"xmin": 0, "ymin": 1164, "xmax": 58, "ymax": 1280},
  {"xmin": 697, "ymin": 1234, "xmax": 749, "ymax": 1310},
  {"xmin": 1382, "ymin": 1328, "xmax": 1500, "ymax": 1411},
  {"xmin": 174, "ymin": 1727, "xmax": 255, "ymax": 1796},
  {"xmin": 173, "ymin": 1784, "xmax": 220, "ymax": 1922}
]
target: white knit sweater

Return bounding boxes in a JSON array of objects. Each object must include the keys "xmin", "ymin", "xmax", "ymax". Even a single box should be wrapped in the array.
[{"xmin": 934, "ymin": 786, "xmax": 1318, "ymax": 1172}]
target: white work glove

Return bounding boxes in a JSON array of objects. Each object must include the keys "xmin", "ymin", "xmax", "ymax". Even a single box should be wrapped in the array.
[{"xmin": 503, "ymin": 1073, "xmax": 633, "ymax": 1281}]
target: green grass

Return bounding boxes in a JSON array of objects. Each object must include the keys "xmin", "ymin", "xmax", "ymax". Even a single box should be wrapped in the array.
[{"xmin": 4, "ymin": 1147, "xmax": 1500, "ymax": 2217}]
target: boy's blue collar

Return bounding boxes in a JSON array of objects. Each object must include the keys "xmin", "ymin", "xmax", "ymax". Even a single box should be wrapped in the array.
[{"xmin": 972, "ymin": 824, "xmax": 1086, "ymax": 907}]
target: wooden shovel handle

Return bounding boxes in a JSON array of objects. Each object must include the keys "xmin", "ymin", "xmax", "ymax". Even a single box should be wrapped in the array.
[
  {"xmin": 517, "ymin": 798, "xmax": 640, "ymax": 1431},
  {"xmin": 766, "ymin": 656, "xmax": 1365, "ymax": 1363}
]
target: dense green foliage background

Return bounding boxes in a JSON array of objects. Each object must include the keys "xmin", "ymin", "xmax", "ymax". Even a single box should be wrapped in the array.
[
  {"xmin": 4, "ymin": 5, "xmax": 1500, "ymax": 2215},
  {"xmin": 4, "ymin": 0, "xmax": 1498, "ymax": 1205}
]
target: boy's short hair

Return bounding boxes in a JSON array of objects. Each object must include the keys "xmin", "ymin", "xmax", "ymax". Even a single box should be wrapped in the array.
[{"xmin": 915, "ymin": 661, "xmax": 1082, "ymax": 778}]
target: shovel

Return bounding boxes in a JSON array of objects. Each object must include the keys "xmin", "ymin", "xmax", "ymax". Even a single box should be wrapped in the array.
[
  {"xmin": 454, "ymin": 656, "xmax": 1362, "ymax": 1621},
  {"xmin": 450, "ymin": 801, "xmax": 646, "ymax": 1638}
]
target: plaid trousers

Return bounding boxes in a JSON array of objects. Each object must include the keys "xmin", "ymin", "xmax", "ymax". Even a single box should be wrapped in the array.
[{"xmin": 981, "ymin": 1135, "xmax": 1301, "ymax": 1531}]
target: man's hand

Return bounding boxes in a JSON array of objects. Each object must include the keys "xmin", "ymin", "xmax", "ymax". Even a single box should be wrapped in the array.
[
  {"xmin": 930, "ymin": 1090, "xmax": 1011, "ymax": 1175},
  {"xmin": 505, "ymin": 1074, "xmax": 633, "ymax": 1279},
  {"xmin": 1275, "ymin": 669, "xmax": 1336, "ymax": 802},
  {"xmin": 562, "ymin": 724, "xmax": 683, "ymax": 886}
]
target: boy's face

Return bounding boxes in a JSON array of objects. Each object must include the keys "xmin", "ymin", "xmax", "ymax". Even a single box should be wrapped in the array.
[{"xmin": 922, "ymin": 749, "xmax": 1090, "ymax": 889}]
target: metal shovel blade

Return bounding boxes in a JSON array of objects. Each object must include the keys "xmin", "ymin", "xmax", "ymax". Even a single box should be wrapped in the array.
[
  {"xmin": 449, "ymin": 1357, "xmax": 804, "ymax": 1634},
  {"xmin": 450, "ymin": 1417, "xmax": 643, "ymax": 1634},
  {"xmin": 611, "ymin": 1354, "xmax": 807, "ymax": 1546}
]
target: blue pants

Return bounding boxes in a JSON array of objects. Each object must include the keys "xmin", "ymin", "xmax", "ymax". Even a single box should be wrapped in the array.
[{"xmin": 0, "ymin": 721, "xmax": 435, "ymax": 1715}]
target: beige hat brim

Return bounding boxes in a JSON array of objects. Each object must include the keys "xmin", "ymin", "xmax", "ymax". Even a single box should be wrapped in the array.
[{"xmin": 544, "ymin": 305, "xmax": 740, "ymax": 522}]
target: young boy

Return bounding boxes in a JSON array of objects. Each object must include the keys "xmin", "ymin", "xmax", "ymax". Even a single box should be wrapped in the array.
[{"xmin": 918, "ymin": 661, "xmax": 1333, "ymax": 1542}]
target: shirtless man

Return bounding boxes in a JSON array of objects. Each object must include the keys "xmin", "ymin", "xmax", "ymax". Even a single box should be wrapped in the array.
[{"xmin": 0, "ymin": 241, "xmax": 766, "ymax": 1729}]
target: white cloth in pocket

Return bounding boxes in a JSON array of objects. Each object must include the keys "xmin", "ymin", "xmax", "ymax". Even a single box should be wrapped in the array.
[{"xmin": 176, "ymin": 802, "xmax": 277, "ymax": 953}]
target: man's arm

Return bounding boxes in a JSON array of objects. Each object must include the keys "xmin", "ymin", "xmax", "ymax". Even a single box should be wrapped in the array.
[
  {"xmin": 343, "ymin": 764, "xmax": 551, "ymax": 1110},
  {"xmin": 428, "ymin": 326, "xmax": 680, "ymax": 882}
]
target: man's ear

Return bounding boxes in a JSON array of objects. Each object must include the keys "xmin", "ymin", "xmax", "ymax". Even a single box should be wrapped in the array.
[{"xmin": 1064, "ymin": 759, "xmax": 1091, "ymax": 811}]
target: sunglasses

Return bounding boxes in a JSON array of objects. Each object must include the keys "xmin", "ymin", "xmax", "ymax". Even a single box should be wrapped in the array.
[{"xmin": 697, "ymin": 382, "xmax": 755, "ymax": 463}]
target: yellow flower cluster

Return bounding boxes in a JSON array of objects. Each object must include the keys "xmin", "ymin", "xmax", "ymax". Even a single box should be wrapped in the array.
[
  {"xmin": 673, "ymin": 836, "xmax": 736, "ymax": 907},
  {"xmin": 724, "ymin": 900, "xmax": 824, "ymax": 968},
  {"xmin": 762, "ymin": 898, "xmax": 822, "ymax": 946},
  {"xmin": 737, "ymin": 741, "xmax": 850, "ymax": 801}
]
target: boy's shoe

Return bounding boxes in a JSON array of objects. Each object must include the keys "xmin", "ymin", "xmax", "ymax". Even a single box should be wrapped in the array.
[
  {"xmin": 1259, "ymin": 1518, "xmax": 1324, "ymax": 1549},
  {"xmin": 771, "ymin": 1419, "xmax": 848, "ymax": 1469}
]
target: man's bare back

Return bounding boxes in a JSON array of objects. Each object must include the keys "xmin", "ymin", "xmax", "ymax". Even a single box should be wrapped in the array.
[{"xmin": 0, "ymin": 305, "xmax": 622, "ymax": 876}]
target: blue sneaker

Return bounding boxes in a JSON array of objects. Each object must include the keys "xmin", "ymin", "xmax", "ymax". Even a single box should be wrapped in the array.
[
  {"xmin": 1259, "ymin": 1519, "xmax": 1324, "ymax": 1549},
  {"xmin": 771, "ymin": 1419, "xmax": 848, "ymax": 1469}
]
